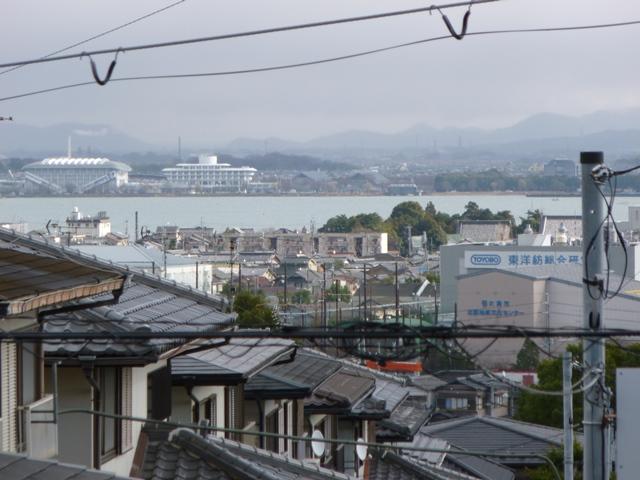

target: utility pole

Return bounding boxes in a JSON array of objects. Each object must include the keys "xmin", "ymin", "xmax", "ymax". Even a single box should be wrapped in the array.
[
  {"xmin": 363, "ymin": 263, "xmax": 368, "ymax": 322},
  {"xmin": 580, "ymin": 151, "xmax": 608, "ymax": 480},
  {"xmin": 283, "ymin": 262, "xmax": 288, "ymax": 305},
  {"xmin": 322, "ymin": 264, "xmax": 327, "ymax": 329},
  {"xmin": 238, "ymin": 261, "xmax": 242, "ymax": 293},
  {"xmin": 134, "ymin": 211, "xmax": 139, "ymax": 242},
  {"xmin": 395, "ymin": 262, "xmax": 400, "ymax": 321},
  {"xmin": 334, "ymin": 279, "xmax": 339, "ymax": 326},
  {"xmin": 195, "ymin": 261, "xmax": 199, "ymax": 289},
  {"xmin": 163, "ymin": 226, "xmax": 167, "ymax": 278},
  {"xmin": 563, "ymin": 351, "xmax": 574, "ymax": 480}
]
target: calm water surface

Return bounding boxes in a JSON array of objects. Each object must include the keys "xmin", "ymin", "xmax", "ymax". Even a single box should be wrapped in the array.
[{"xmin": 1, "ymin": 194, "xmax": 638, "ymax": 233}]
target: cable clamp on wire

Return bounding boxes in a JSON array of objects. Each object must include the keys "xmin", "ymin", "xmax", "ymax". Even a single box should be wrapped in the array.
[
  {"xmin": 591, "ymin": 164, "xmax": 613, "ymax": 184},
  {"xmin": 81, "ymin": 48, "xmax": 123, "ymax": 86},
  {"xmin": 583, "ymin": 276, "xmax": 603, "ymax": 291},
  {"xmin": 430, "ymin": 2, "xmax": 472, "ymax": 40}
]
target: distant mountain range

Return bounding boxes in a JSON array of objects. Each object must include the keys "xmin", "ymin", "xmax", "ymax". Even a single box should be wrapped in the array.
[
  {"xmin": 0, "ymin": 122, "xmax": 152, "ymax": 157},
  {"xmin": 225, "ymin": 109, "xmax": 640, "ymax": 157},
  {"xmin": 3, "ymin": 109, "xmax": 640, "ymax": 163}
]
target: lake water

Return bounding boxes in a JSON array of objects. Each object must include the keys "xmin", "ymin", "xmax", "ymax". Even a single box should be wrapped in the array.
[{"xmin": 1, "ymin": 194, "xmax": 638, "ymax": 233}]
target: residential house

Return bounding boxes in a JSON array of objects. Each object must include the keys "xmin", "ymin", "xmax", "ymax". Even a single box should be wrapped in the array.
[
  {"xmin": 38, "ymin": 255, "xmax": 234, "ymax": 476},
  {"xmin": 0, "ymin": 230, "xmax": 127, "ymax": 460},
  {"xmin": 418, "ymin": 415, "xmax": 575, "ymax": 475},
  {"xmin": 169, "ymin": 338, "xmax": 297, "ymax": 447},
  {"xmin": 244, "ymin": 348, "xmax": 341, "ymax": 459},
  {"xmin": 432, "ymin": 372, "xmax": 511, "ymax": 417}
]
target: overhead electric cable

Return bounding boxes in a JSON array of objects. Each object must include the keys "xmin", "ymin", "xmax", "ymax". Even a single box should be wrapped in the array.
[
  {"xmin": 3, "ymin": 17, "xmax": 640, "ymax": 103},
  {"xmin": 0, "ymin": 0, "xmax": 187, "ymax": 76},
  {"xmin": 0, "ymin": 0, "xmax": 499, "ymax": 70},
  {"xmin": 1, "ymin": 326, "xmax": 640, "ymax": 341}
]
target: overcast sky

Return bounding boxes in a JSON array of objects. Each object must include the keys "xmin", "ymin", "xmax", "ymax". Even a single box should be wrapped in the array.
[{"xmin": 2, "ymin": 0, "xmax": 640, "ymax": 147}]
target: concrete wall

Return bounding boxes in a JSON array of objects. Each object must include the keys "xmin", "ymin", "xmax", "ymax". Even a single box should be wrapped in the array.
[
  {"xmin": 440, "ymin": 244, "xmax": 582, "ymax": 314},
  {"xmin": 457, "ymin": 272, "xmax": 546, "ymax": 368}
]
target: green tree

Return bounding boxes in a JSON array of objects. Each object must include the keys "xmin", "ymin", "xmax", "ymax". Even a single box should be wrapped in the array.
[
  {"xmin": 386, "ymin": 201, "xmax": 448, "ymax": 252},
  {"xmin": 516, "ymin": 342, "xmax": 640, "ymax": 428},
  {"xmin": 525, "ymin": 443, "xmax": 583, "ymax": 480},
  {"xmin": 326, "ymin": 284, "xmax": 351, "ymax": 303},
  {"xmin": 516, "ymin": 339, "xmax": 540, "ymax": 370},
  {"xmin": 517, "ymin": 209, "xmax": 543, "ymax": 234},
  {"xmin": 291, "ymin": 289, "xmax": 312, "ymax": 304},
  {"xmin": 319, "ymin": 214, "xmax": 354, "ymax": 233},
  {"xmin": 233, "ymin": 290, "xmax": 278, "ymax": 328}
]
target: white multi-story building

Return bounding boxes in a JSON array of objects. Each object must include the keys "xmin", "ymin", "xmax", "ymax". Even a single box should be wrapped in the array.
[
  {"xmin": 22, "ymin": 157, "xmax": 130, "ymax": 194},
  {"xmin": 162, "ymin": 155, "xmax": 257, "ymax": 192},
  {"xmin": 65, "ymin": 207, "xmax": 111, "ymax": 239}
]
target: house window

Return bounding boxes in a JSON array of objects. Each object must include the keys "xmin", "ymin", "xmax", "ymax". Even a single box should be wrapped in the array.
[
  {"xmin": 99, "ymin": 367, "xmax": 120, "ymax": 462},
  {"xmin": 265, "ymin": 410, "xmax": 278, "ymax": 452},
  {"xmin": 444, "ymin": 397, "xmax": 468, "ymax": 410},
  {"xmin": 204, "ymin": 395, "xmax": 217, "ymax": 430}
]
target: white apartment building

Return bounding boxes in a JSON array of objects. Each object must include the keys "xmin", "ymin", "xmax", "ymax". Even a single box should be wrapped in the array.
[{"xmin": 163, "ymin": 155, "xmax": 257, "ymax": 192}]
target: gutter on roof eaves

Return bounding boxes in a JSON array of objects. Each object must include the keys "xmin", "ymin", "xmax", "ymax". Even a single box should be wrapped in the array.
[
  {"xmin": 0, "ymin": 276, "xmax": 125, "ymax": 318},
  {"xmin": 44, "ymin": 354, "xmax": 159, "ymax": 367},
  {"xmin": 37, "ymin": 279, "xmax": 126, "ymax": 321}
]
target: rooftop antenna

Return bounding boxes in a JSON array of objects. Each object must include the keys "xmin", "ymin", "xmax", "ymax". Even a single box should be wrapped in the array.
[{"xmin": 67, "ymin": 136, "xmax": 72, "ymax": 158}]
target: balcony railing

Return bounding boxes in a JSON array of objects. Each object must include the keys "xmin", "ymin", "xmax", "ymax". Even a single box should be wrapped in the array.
[{"xmin": 18, "ymin": 395, "xmax": 58, "ymax": 459}]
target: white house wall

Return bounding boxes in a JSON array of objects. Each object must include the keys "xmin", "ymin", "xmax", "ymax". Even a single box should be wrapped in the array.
[{"xmin": 102, "ymin": 360, "xmax": 167, "ymax": 476}]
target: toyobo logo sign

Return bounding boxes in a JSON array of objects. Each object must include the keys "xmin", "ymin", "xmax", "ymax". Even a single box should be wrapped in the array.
[
  {"xmin": 464, "ymin": 250, "xmax": 583, "ymax": 269},
  {"xmin": 469, "ymin": 254, "xmax": 502, "ymax": 266}
]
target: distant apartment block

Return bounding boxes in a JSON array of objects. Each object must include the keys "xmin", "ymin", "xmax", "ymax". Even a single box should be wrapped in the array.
[
  {"xmin": 162, "ymin": 154, "xmax": 257, "ymax": 192},
  {"xmin": 543, "ymin": 158, "xmax": 576, "ymax": 177},
  {"xmin": 220, "ymin": 228, "xmax": 388, "ymax": 257},
  {"xmin": 22, "ymin": 157, "xmax": 130, "ymax": 194},
  {"xmin": 65, "ymin": 207, "xmax": 111, "ymax": 239}
]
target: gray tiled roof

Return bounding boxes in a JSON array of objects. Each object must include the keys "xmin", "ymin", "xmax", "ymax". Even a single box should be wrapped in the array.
[
  {"xmin": 244, "ymin": 370, "xmax": 310, "ymax": 399},
  {"xmin": 368, "ymin": 450, "xmax": 481, "ymax": 480},
  {"xmin": 261, "ymin": 350, "xmax": 341, "ymax": 390},
  {"xmin": 138, "ymin": 427, "xmax": 353, "ymax": 480},
  {"xmin": 444, "ymin": 454, "xmax": 515, "ymax": 480},
  {"xmin": 44, "ymin": 281, "xmax": 235, "ymax": 361},
  {"xmin": 420, "ymin": 416, "xmax": 565, "ymax": 465},
  {"xmin": 0, "ymin": 452, "xmax": 132, "ymax": 479},
  {"xmin": 410, "ymin": 374, "xmax": 447, "ymax": 392},
  {"xmin": 398, "ymin": 428, "xmax": 515, "ymax": 480},
  {"xmin": 377, "ymin": 396, "xmax": 430, "ymax": 441},
  {"xmin": 171, "ymin": 338, "xmax": 296, "ymax": 384},
  {"xmin": 305, "ymin": 370, "xmax": 375, "ymax": 413}
]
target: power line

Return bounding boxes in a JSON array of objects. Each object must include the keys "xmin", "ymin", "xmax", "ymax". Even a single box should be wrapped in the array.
[
  {"xmin": 3, "ymin": 18, "xmax": 640, "ymax": 103},
  {"xmin": 0, "ymin": 0, "xmax": 500, "ymax": 70},
  {"xmin": 0, "ymin": 0, "xmax": 187, "ymax": 76},
  {"xmin": 3, "ymin": 325, "xmax": 640, "ymax": 342}
]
